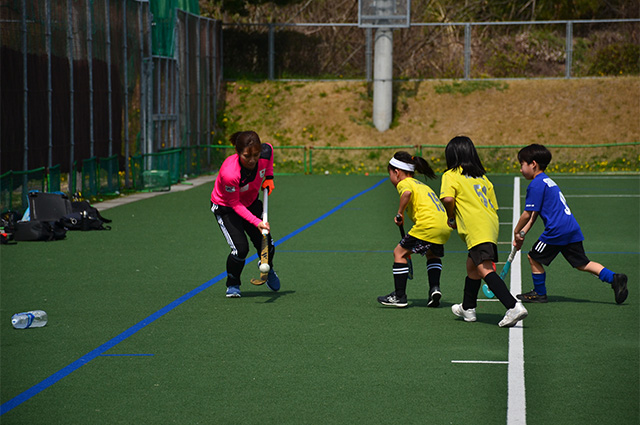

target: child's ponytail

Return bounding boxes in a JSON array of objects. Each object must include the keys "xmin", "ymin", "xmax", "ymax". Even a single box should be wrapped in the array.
[
  {"xmin": 413, "ymin": 156, "xmax": 436, "ymax": 179},
  {"xmin": 389, "ymin": 151, "xmax": 436, "ymax": 180}
]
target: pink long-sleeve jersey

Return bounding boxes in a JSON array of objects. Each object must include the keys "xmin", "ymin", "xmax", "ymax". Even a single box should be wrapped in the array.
[{"xmin": 210, "ymin": 143, "xmax": 274, "ymax": 227}]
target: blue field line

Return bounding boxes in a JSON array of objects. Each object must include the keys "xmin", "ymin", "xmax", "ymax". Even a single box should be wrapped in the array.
[
  {"xmin": 0, "ymin": 177, "xmax": 388, "ymax": 416},
  {"xmin": 0, "ymin": 271, "xmax": 227, "ymax": 416},
  {"xmin": 99, "ymin": 354, "xmax": 155, "ymax": 357}
]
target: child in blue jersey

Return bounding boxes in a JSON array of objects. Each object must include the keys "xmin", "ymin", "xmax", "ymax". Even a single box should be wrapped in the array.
[
  {"xmin": 377, "ymin": 151, "xmax": 452, "ymax": 308},
  {"xmin": 512, "ymin": 144, "xmax": 628, "ymax": 304}
]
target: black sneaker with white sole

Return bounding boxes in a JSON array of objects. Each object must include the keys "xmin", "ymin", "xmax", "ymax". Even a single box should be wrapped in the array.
[
  {"xmin": 612, "ymin": 273, "xmax": 628, "ymax": 304},
  {"xmin": 377, "ymin": 292, "xmax": 408, "ymax": 308},
  {"xmin": 517, "ymin": 290, "xmax": 548, "ymax": 303},
  {"xmin": 427, "ymin": 287, "xmax": 442, "ymax": 308}
]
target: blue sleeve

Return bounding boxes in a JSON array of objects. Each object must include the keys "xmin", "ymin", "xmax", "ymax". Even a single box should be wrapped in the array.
[{"xmin": 524, "ymin": 179, "xmax": 543, "ymax": 212}]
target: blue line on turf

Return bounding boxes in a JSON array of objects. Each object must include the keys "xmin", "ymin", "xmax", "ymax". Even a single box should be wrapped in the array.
[
  {"xmin": 0, "ymin": 271, "xmax": 226, "ymax": 416},
  {"xmin": 99, "ymin": 354, "xmax": 155, "ymax": 357},
  {"xmin": 0, "ymin": 177, "xmax": 388, "ymax": 416}
]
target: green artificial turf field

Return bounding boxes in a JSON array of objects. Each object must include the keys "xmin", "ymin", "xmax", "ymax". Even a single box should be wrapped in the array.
[{"xmin": 1, "ymin": 174, "xmax": 638, "ymax": 424}]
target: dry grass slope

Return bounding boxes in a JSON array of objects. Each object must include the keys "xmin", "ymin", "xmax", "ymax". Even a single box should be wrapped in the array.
[{"xmin": 221, "ymin": 77, "xmax": 640, "ymax": 172}]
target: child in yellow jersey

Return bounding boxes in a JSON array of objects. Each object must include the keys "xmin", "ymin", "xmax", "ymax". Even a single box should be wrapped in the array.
[
  {"xmin": 440, "ymin": 136, "xmax": 528, "ymax": 327},
  {"xmin": 377, "ymin": 151, "xmax": 452, "ymax": 308}
]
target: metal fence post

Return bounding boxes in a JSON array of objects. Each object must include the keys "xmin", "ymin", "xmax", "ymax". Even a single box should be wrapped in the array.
[
  {"xmin": 146, "ymin": 5, "xmax": 154, "ymax": 157},
  {"xmin": 185, "ymin": 14, "xmax": 190, "ymax": 147},
  {"xmin": 565, "ymin": 21, "xmax": 573, "ymax": 79},
  {"xmin": 268, "ymin": 23, "xmax": 275, "ymax": 80},
  {"xmin": 22, "ymin": 0, "xmax": 28, "ymax": 173},
  {"xmin": 365, "ymin": 28, "xmax": 372, "ymax": 82},
  {"xmin": 138, "ymin": 2, "xmax": 146, "ymax": 155},
  {"xmin": 122, "ymin": 0, "xmax": 129, "ymax": 187},
  {"xmin": 464, "ymin": 23, "xmax": 471, "ymax": 80},
  {"xmin": 67, "ymin": 0, "xmax": 75, "ymax": 189},
  {"xmin": 46, "ymin": 0, "xmax": 52, "ymax": 169},
  {"xmin": 205, "ymin": 19, "xmax": 211, "ymax": 147},
  {"xmin": 106, "ymin": 0, "xmax": 113, "ymax": 156},
  {"xmin": 86, "ymin": 0, "xmax": 94, "ymax": 158},
  {"xmin": 196, "ymin": 16, "xmax": 201, "ymax": 147}
]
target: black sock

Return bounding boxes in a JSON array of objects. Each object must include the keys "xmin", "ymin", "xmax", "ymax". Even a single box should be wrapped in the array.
[
  {"xmin": 484, "ymin": 271, "xmax": 517, "ymax": 309},
  {"xmin": 427, "ymin": 258, "xmax": 442, "ymax": 289},
  {"xmin": 463, "ymin": 277, "xmax": 481, "ymax": 310},
  {"xmin": 393, "ymin": 262, "xmax": 409, "ymax": 297}
]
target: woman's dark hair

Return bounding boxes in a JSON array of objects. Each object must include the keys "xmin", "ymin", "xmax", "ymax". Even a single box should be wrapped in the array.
[
  {"xmin": 518, "ymin": 144, "xmax": 552, "ymax": 170},
  {"xmin": 444, "ymin": 136, "xmax": 486, "ymax": 178},
  {"xmin": 230, "ymin": 131, "xmax": 261, "ymax": 154},
  {"xmin": 388, "ymin": 151, "xmax": 436, "ymax": 180}
]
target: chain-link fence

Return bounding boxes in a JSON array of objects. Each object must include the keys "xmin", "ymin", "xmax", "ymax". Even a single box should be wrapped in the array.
[
  {"xmin": 1, "ymin": 0, "xmax": 222, "ymax": 198},
  {"xmin": 222, "ymin": 19, "xmax": 639, "ymax": 81}
]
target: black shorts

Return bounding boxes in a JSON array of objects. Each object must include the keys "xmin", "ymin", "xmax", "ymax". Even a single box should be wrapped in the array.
[
  {"xmin": 528, "ymin": 240, "xmax": 590, "ymax": 268},
  {"xmin": 400, "ymin": 234, "xmax": 444, "ymax": 258},
  {"xmin": 468, "ymin": 242, "xmax": 499, "ymax": 266}
]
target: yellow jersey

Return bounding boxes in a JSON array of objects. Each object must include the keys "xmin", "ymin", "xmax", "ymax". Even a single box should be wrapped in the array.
[
  {"xmin": 397, "ymin": 177, "xmax": 451, "ymax": 245},
  {"xmin": 439, "ymin": 168, "xmax": 499, "ymax": 249}
]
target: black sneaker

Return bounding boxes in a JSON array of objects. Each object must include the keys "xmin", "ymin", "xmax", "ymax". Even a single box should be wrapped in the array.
[
  {"xmin": 516, "ymin": 290, "xmax": 548, "ymax": 303},
  {"xmin": 377, "ymin": 292, "xmax": 408, "ymax": 308},
  {"xmin": 612, "ymin": 274, "xmax": 628, "ymax": 304},
  {"xmin": 427, "ymin": 286, "xmax": 442, "ymax": 308}
]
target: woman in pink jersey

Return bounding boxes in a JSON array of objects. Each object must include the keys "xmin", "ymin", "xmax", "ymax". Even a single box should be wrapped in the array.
[{"xmin": 211, "ymin": 131, "xmax": 280, "ymax": 297}]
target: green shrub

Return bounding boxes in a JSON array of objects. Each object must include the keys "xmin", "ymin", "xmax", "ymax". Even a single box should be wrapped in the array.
[{"xmin": 589, "ymin": 43, "xmax": 640, "ymax": 76}]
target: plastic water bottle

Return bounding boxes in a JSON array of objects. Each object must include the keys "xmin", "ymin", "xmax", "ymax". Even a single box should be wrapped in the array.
[{"xmin": 11, "ymin": 310, "xmax": 48, "ymax": 329}]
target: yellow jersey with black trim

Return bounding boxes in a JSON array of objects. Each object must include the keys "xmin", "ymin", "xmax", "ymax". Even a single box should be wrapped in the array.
[
  {"xmin": 396, "ymin": 177, "xmax": 451, "ymax": 245},
  {"xmin": 439, "ymin": 168, "xmax": 499, "ymax": 249}
]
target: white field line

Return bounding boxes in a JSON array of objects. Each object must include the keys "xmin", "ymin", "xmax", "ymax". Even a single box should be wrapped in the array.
[
  {"xmin": 551, "ymin": 175, "xmax": 639, "ymax": 179},
  {"xmin": 563, "ymin": 194, "xmax": 639, "ymax": 198},
  {"xmin": 507, "ymin": 176, "xmax": 526, "ymax": 425},
  {"xmin": 450, "ymin": 177, "xmax": 528, "ymax": 425}
]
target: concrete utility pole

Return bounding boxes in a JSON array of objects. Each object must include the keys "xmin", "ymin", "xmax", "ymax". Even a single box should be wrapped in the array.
[
  {"xmin": 359, "ymin": 0, "xmax": 410, "ymax": 132},
  {"xmin": 373, "ymin": 28, "xmax": 393, "ymax": 132}
]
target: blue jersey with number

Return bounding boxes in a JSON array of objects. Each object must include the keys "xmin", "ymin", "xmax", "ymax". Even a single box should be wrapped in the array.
[{"xmin": 525, "ymin": 173, "xmax": 583, "ymax": 245}]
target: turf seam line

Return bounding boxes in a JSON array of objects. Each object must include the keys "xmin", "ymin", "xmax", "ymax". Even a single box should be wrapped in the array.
[{"xmin": 0, "ymin": 177, "xmax": 388, "ymax": 417}]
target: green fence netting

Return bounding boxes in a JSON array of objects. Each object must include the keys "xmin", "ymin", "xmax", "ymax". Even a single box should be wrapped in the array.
[
  {"xmin": 150, "ymin": 0, "xmax": 200, "ymax": 56},
  {"xmin": 99, "ymin": 155, "xmax": 120, "ymax": 195},
  {"xmin": 81, "ymin": 158, "xmax": 98, "ymax": 198},
  {"xmin": 0, "ymin": 168, "xmax": 46, "ymax": 214},
  {"xmin": 48, "ymin": 164, "xmax": 61, "ymax": 193}
]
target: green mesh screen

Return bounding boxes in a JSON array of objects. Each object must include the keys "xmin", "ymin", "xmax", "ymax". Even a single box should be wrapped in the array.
[
  {"xmin": 150, "ymin": 0, "xmax": 200, "ymax": 56},
  {"xmin": 98, "ymin": 155, "xmax": 120, "ymax": 194},
  {"xmin": 48, "ymin": 164, "xmax": 61, "ymax": 193},
  {"xmin": 82, "ymin": 157, "xmax": 98, "ymax": 198},
  {"xmin": 0, "ymin": 168, "xmax": 46, "ymax": 214}
]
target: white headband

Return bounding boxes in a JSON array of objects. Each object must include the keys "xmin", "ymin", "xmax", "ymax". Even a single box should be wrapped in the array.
[{"xmin": 389, "ymin": 157, "xmax": 415, "ymax": 172}]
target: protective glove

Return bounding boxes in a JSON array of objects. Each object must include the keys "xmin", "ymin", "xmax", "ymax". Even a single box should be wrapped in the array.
[{"xmin": 261, "ymin": 177, "xmax": 274, "ymax": 195}]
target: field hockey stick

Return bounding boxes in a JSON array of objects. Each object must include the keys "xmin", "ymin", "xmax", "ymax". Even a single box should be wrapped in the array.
[
  {"xmin": 251, "ymin": 188, "xmax": 270, "ymax": 286},
  {"xmin": 482, "ymin": 231, "xmax": 525, "ymax": 298},
  {"xmin": 395, "ymin": 214, "xmax": 413, "ymax": 280}
]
